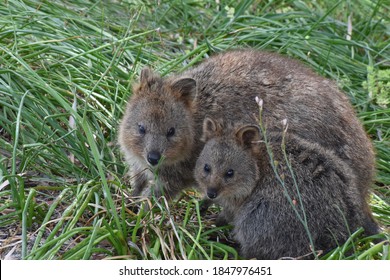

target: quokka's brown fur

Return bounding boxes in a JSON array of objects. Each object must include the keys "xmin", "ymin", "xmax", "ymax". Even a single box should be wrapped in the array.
[
  {"xmin": 118, "ymin": 49, "xmax": 377, "ymax": 242},
  {"xmin": 195, "ymin": 117, "xmax": 379, "ymax": 259}
]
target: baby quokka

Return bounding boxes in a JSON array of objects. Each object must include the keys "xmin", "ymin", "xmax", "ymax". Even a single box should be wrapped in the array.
[{"xmin": 195, "ymin": 115, "xmax": 378, "ymax": 259}]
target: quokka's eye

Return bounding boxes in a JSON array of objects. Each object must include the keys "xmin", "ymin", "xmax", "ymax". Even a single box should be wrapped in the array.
[
  {"xmin": 167, "ymin": 127, "xmax": 175, "ymax": 137},
  {"xmin": 225, "ymin": 169, "xmax": 234, "ymax": 178},
  {"xmin": 138, "ymin": 124, "xmax": 146, "ymax": 135},
  {"xmin": 204, "ymin": 164, "xmax": 211, "ymax": 173}
]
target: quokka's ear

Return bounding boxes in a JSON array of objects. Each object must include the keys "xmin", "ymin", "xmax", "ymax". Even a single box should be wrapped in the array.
[
  {"xmin": 201, "ymin": 117, "xmax": 222, "ymax": 142},
  {"xmin": 235, "ymin": 125, "xmax": 260, "ymax": 150},
  {"xmin": 170, "ymin": 77, "xmax": 197, "ymax": 106},
  {"xmin": 140, "ymin": 67, "xmax": 153, "ymax": 83},
  {"xmin": 134, "ymin": 67, "xmax": 162, "ymax": 93}
]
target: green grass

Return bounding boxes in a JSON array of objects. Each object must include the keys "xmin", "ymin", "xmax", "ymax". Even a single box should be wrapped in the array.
[{"xmin": 0, "ymin": 0, "xmax": 389, "ymax": 260}]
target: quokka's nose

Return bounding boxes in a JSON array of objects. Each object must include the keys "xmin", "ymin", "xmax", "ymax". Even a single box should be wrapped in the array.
[
  {"xmin": 147, "ymin": 151, "xmax": 161, "ymax": 166},
  {"xmin": 207, "ymin": 188, "xmax": 218, "ymax": 199}
]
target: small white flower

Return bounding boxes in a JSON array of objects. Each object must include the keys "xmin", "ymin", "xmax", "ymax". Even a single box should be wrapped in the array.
[
  {"xmin": 281, "ymin": 118, "xmax": 288, "ymax": 133},
  {"xmin": 255, "ymin": 96, "xmax": 263, "ymax": 108}
]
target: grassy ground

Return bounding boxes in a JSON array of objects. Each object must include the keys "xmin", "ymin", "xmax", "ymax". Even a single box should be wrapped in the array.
[{"xmin": 0, "ymin": 0, "xmax": 389, "ymax": 260}]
